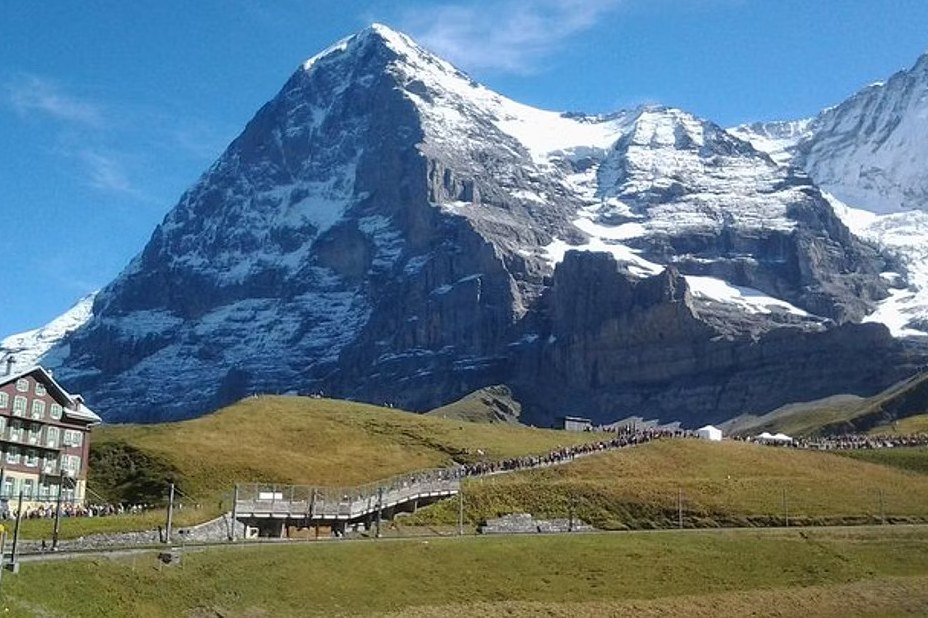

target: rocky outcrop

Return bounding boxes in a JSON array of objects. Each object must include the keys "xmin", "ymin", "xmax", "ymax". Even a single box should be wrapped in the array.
[{"xmin": 511, "ymin": 252, "xmax": 915, "ymax": 426}]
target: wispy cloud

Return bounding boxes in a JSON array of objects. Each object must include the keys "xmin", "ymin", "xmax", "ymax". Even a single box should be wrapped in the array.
[
  {"xmin": 399, "ymin": 0, "xmax": 622, "ymax": 73},
  {"xmin": 78, "ymin": 149, "xmax": 134, "ymax": 194},
  {"xmin": 6, "ymin": 75, "xmax": 104, "ymax": 127},
  {"xmin": 4, "ymin": 74, "xmax": 221, "ymax": 203}
]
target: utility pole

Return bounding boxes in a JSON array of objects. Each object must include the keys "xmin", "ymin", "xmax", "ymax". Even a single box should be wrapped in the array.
[
  {"xmin": 229, "ymin": 484, "xmax": 239, "ymax": 541},
  {"xmin": 375, "ymin": 486, "xmax": 383, "ymax": 539},
  {"xmin": 165, "ymin": 482, "xmax": 175, "ymax": 544},
  {"xmin": 782, "ymin": 488, "xmax": 789, "ymax": 527},
  {"xmin": 457, "ymin": 486, "xmax": 464, "ymax": 536},
  {"xmin": 0, "ymin": 528, "xmax": 6, "ymax": 586},
  {"xmin": 677, "ymin": 488, "xmax": 683, "ymax": 529},
  {"xmin": 568, "ymin": 494, "xmax": 575, "ymax": 533},
  {"xmin": 9, "ymin": 490, "xmax": 23, "ymax": 573},
  {"xmin": 879, "ymin": 488, "xmax": 886, "ymax": 525},
  {"xmin": 52, "ymin": 479, "xmax": 66, "ymax": 550}
]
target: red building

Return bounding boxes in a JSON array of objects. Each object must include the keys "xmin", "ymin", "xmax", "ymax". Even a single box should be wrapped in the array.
[{"xmin": 0, "ymin": 361, "xmax": 101, "ymax": 510}]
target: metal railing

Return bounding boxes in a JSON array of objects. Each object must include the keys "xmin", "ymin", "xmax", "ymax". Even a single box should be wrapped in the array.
[{"xmin": 235, "ymin": 467, "xmax": 462, "ymax": 521}]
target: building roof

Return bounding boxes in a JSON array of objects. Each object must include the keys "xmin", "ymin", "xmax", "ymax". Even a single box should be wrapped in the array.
[
  {"xmin": 66, "ymin": 401, "xmax": 104, "ymax": 424},
  {"xmin": 0, "ymin": 365, "xmax": 102, "ymax": 424}
]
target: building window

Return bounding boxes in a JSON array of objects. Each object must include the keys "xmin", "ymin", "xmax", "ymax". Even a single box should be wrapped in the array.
[
  {"xmin": 63, "ymin": 454, "xmax": 81, "ymax": 476},
  {"xmin": 12, "ymin": 396, "xmax": 26, "ymax": 417},
  {"xmin": 50, "ymin": 403, "xmax": 62, "ymax": 420},
  {"xmin": 0, "ymin": 416, "xmax": 5, "ymax": 435},
  {"xmin": 25, "ymin": 450, "xmax": 38, "ymax": 467},
  {"xmin": 0, "ymin": 392, "xmax": 8, "ymax": 408},
  {"xmin": 64, "ymin": 430, "xmax": 84, "ymax": 447},
  {"xmin": 2, "ymin": 476, "xmax": 13, "ymax": 499},
  {"xmin": 35, "ymin": 383, "xmax": 46, "ymax": 396},
  {"xmin": 9, "ymin": 422, "xmax": 22, "ymax": 442},
  {"xmin": 28, "ymin": 426, "xmax": 41, "ymax": 445},
  {"xmin": 6, "ymin": 448, "xmax": 20, "ymax": 465},
  {"xmin": 30, "ymin": 399, "xmax": 46, "ymax": 420},
  {"xmin": 15, "ymin": 379, "xmax": 28, "ymax": 392},
  {"xmin": 22, "ymin": 478, "xmax": 34, "ymax": 499},
  {"xmin": 38, "ymin": 483, "xmax": 50, "ymax": 500},
  {"xmin": 43, "ymin": 455, "xmax": 59, "ymax": 475},
  {"xmin": 45, "ymin": 426, "xmax": 59, "ymax": 448}
]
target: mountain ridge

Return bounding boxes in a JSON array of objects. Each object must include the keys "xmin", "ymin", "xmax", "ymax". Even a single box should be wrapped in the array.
[{"xmin": 3, "ymin": 25, "xmax": 926, "ymax": 426}]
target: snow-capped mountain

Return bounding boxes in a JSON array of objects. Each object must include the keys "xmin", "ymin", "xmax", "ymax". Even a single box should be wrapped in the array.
[
  {"xmin": 0, "ymin": 293, "xmax": 95, "ymax": 369},
  {"xmin": 2, "ymin": 25, "xmax": 925, "ymax": 425},
  {"xmin": 734, "ymin": 51, "xmax": 928, "ymax": 336},
  {"xmin": 736, "ymin": 52, "xmax": 928, "ymax": 215}
]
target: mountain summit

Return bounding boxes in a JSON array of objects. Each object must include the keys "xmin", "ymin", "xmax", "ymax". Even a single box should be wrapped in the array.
[{"xmin": 4, "ymin": 25, "xmax": 925, "ymax": 425}]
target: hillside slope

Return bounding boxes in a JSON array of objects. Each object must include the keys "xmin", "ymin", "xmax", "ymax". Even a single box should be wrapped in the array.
[
  {"xmin": 723, "ymin": 370, "xmax": 928, "ymax": 436},
  {"xmin": 89, "ymin": 394, "xmax": 604, "ymax": 504},
  {"xmin": 414, "ymin": 439, "xmax": 928, "ymax": 529},
  {"xmin": 425, "ymin": 385, "xmax": 522, "ymax": 424}
]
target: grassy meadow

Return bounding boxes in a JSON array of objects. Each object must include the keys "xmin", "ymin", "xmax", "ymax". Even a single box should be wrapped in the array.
[
  {"xmin": 2, "ymin": 526, "xmax": 928, "ymax": 616},
  {"xmin": 406, "ymin": 439, "xmax": 928, "ymax": 529},
  {"xmin": 839, "ymin": 446, "xmax": 928, "ymax": 475},
  {"xmin": 869, "ymin": 412, "xmax": 928, "ymax": 434},
  {"xmin": 38, "ymin": 395, "xmax": 606, "ymax": 539},
  {"xmin": 727, "ymin": 371, "xmax": 928, "ymax": 437},
  {"xmin": 18, "ymin": 393, "xmax": 919, "ymax": 541}
]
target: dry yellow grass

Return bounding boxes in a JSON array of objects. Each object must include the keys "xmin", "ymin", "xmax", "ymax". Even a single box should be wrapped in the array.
[
  {"xmin": 92, "ymin": 395, "xmax": 606, "ymax": 500},
  {"xmin": 383, "ymin": 575, "xmax": 928, "ymax": 618},
  {"xmin": 5, "ymin": 526, "xmax": 928, "ymax": 616},
  {"xmin": 870, "ymin": 413, "xmax": 928, "ymax": 434},
  {"xmin": 409, "ymin": 439, "xmax": 928, "ymax": 528}
]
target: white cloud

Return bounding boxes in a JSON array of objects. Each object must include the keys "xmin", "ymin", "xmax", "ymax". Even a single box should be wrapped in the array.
[
  {"xmin": 78, "ymin": 149, "xmax": 133, "ymax": 194},
  {"xmin": 6, "ymin": 75, "xmax": 104, "ymax": 127},
  {"xmin": 399, "ymin": 0, "xmax": 622, "ymax": 73}
]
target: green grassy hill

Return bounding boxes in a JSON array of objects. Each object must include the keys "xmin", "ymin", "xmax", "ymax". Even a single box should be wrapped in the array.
[
  {"xmin": 869, "ymin": 413, "xmax": 928, "ymax": 434},
  {"xmin": 425, "ymin": 385, "xmax": 522, "ymax": 424},
  {"xmin": 40, "ymin": 394, "xmax": 926, "ymax": 542},
  {"xmin": 724, "ymin": 371, "xmax": 928, "ymax": 437},
  {"xmin": 408, "ymin": 439, "xmax": 928, "ymax": 529},
  {"xmin": 839, "ymin": 447, "xmax": 928, "ymax": 475},
  {"xmin": 88, "ymin": 395, "xmax": 602, "ymax": 507}
]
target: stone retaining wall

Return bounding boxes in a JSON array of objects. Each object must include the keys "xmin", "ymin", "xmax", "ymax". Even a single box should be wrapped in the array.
[{"xmin": 479, "ymin": 513, "xmax": 594, "ymax": 534}]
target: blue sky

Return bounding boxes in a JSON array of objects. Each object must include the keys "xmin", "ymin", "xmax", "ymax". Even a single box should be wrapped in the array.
[{"xmin": 2, "ymin": 0, "xmax": 927, "ymax": 338}]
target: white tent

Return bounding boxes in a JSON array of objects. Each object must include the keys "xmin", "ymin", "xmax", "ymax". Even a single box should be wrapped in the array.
[
  {"xmin": 696, "ymin": 425, "xmax": 723, "ymax": 441},
  {"xmin": 756, "ymin": 431, "xmax": 793, "ymax": 443}
]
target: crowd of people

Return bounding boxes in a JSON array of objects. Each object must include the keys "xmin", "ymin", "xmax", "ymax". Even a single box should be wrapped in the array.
[
  {"xmin": 458, "ymin": 427, "xmax": 689, "ymax": 477},
  {"xmin": 1, "ymin": 502, "xmax": 152, "ymax": 521},
  {"xmin": 792, "ymin": 433, "xmax": 928, "ymax": 451}
]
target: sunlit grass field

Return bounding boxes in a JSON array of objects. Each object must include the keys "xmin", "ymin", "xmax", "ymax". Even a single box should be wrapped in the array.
[
  {"xmin": 409, "ymin": 439, "xmax": 928, "ymax": 529},
  {"xmin": 28, "ymin": 396, "xmax": 926, "ymax": 541},
  {"xmin": 2, "ymin": 526, "xmax": 928, "ymax": 617}
]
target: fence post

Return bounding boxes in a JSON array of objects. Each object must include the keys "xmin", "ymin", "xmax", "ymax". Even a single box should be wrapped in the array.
[
  {"xmin": 375, "ymin": 487, "xmax": 383, "ymax": 538},
  {"xmin": 165, "ymin": 482, "xmax": 175, "ymax": 544},
  {"xmin": 879, "ymin": 488, "xmax": 885, "ymax": 525},
  {"xmin": 229, "ymin": 484, "xmax": 239, "ymax": 541},
  {"xmin": 782, "ymin": 487, "xmax": 789, "ymax": 528},
  {"xmin": 677, "ymin": 488, "xmax": 683, "ymax": 530},
  {"xmin": 457, "ymin": 485, "xmax": 464, "ymax": 536}
]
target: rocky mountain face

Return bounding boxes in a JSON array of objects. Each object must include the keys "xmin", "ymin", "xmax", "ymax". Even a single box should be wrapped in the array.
[
  {"xmin": 3, "ymin": 25, "xmax": 926, "ymax": 425},
  {"xmin": 734, "ymin": 51, "xmax": 928, "ymax": 338}
]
